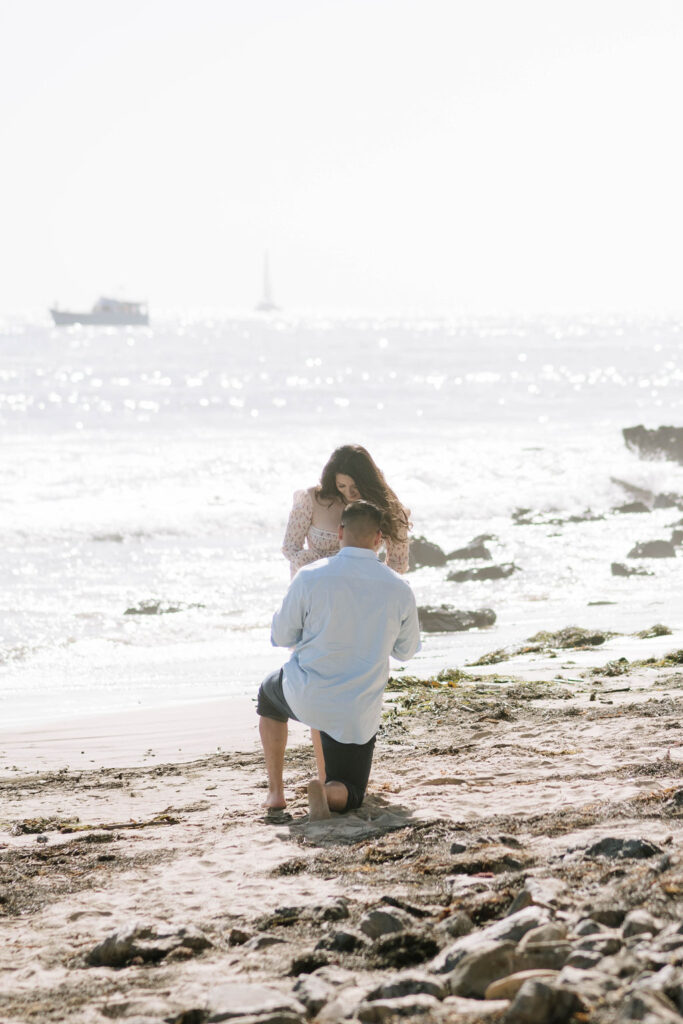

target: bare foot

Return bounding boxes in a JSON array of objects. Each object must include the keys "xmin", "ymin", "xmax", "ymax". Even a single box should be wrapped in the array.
[
  {"xmin": 263, "ymin": 792, "xmax": 287, "ymax": 810},
  {"xmin": 307, "ymin": 779, "xmax": 332, "ymax": 821}
]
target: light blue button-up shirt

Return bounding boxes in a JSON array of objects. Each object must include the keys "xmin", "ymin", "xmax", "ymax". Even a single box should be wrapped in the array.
[{"xmin": 271, "ymin": 546, "xmax": 421, "ymax": 744}]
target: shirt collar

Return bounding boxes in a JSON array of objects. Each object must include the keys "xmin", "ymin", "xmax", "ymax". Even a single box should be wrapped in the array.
[{"xmin": 336, "ymin": 546, "xmax": 378, "ymax": 559}]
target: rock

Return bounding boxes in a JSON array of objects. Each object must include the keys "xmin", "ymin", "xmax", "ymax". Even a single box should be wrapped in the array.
[
  {"xmin": 205, "ymin": 983, "xmax": 305, "ymax": 1023},
  {"xmin": 318, "ymin": 929, "xmax": 367, "ymax": 952},
  {"xmin": 589, "ymin": 907, "xmax": 627, "ymax": 928},
  {"xmin": 316, "ymin": 985, "xmax": 371, "ymax": 1022},
  {"xmin": 612, "ymin": 561, "xmax": 653, "ymax": 577},
  {"xmin": 516, "ymin": 942, "xmax": 572, "ymax": 971},
  {"xmin": 366, "ymin": 971, "xmax": 447, "ymax": 1001},
  {"xmin": 565, "ymin": 950, "xmax": 604, "ymax": 970},
  {"xmin": 655, "ymin": 492, "xmax": 683, "ymax": 508},
  {"xmin": 584, "ymin": 836, "xmax": 663, "ymax": 860},
  {"xmin": 450, "ymin": 842, "xmax": 468, "ymax": 855},
  {"xmin": 244, "ymin": 935, "xmax": 285, "ymax": 950},
  {"xmin": 228, "ymin": 927, "xmax": 252, "ymax": 946},
  {"xmin": 620, "ymin": 989, "xmax": 683, "ymax": 1022},
  {"xmin": 211, "ymin": 1015, "xmax": 303, "ymax": 1024},
  {"xmin": 446, "ymin": 940, "xmax": 517, "ymax": 998},
  {"xmin": 485, "ymin": 969, "xmax": 559, "ymax": 1000},
  {"xmin": 408, "ymin": 536, "xmax": 447, "ymax": 570},
  {"xmin": 622, "ymin": 909, "xmax": 663, "ymax": 938},
  {"xmin": 359, "ymin": 908, "xmax": 411, "ymax": 939},
  {"xmin": 574, "ymin": 933, "xmax": 622, "ymax": 956},
  {"xmin": 319, "ymin": 897, "xmax": 350, "ymax": 921},
  {"xmin": 447, "ymin": 541, "xmax": 493, "ymax": 561},
  {"xmin": 572, "ymin": 919, "xmax": 608, "ymax": 936},
  {"xmin": 517, "ymin": 924, "xmax": 567, "ymax": 949},
  {"xmin": 623, "ymin": 425, "xmax": 683, "ymax": 464},
  {"xmin": 438, "ymin": 911, "xmax": 474, "ymax": 939},
  {"xmin": 432, "ymin": 907, "xmax": 551, "ymax": 974},
  {"xmin": 628, "ymin": 540, "xmax": 676, "ymax": 558},
  {"xmin": 289, "ymin": 952, "xmax": 329, "ymax": 976},
  {"xmin": 640, "ymin": 965, "xmax": 683, "ymax": 1012},
  {"xmin": 557, "ymin": 964, "xmax": 623, "ymax": 997},
  {"xmin": 507, "ymin": 877, "xmax": 566, "ymax": 914},
  {"xmin": 663, "ymin": 788, "xmax": 683, "ymax": 814},
  {"xmin": 443, "ymin": 996, "xmax": 511, "ymax": 1018},
  {"xmin": 447, "ymin": 563, "xmax": 518, "ymax": 582},
  {"xmin": 672, "ymin": 529, "xmax": 683, "ymax": 545},
  {"xmin": 636, "ymin": 623, "xmax": 672, "ymax": 638},
  {"xmin": 357, "ymin": 994, "xmax": 441, "ymax": 1021},
  {"xmin": 86, "ymin": 923, "xmax": 211, "ymax": 967},
  {"xmin": 418, "ymin": 605, "xmax": 496, "ymax": 632},
  {"xmin": 371, "ymin": 932, "xmax": 439, "ymax": 969},
  {"xmin": 613, "ymin": 501, "xmax": 651, "ymax": 514},
  {"xmin": 293, "ymin": 974, "xmax": 336, "ymax": 1015},
  {"xmin": 505, "ymin": 979, "xmax": 584, "ymax": 1024}
]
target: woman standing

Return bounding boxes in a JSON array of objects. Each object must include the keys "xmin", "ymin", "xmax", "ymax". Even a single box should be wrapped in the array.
[{"xmin": 282, "ymin": 444, "xmax": 411, "ymax": 577}]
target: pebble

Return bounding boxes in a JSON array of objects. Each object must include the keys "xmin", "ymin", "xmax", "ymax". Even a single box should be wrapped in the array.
[
  {"xmin": 505, "ymin": 979, "xmax": 584, "ymax": 1024},
  {"xmin": 622, "ymin": 909, "xmax": 662, "ymax": 939},
  {"xmin": 366, "ymin": 970, "xmax": 447, "ymax": 1001},
  {"xmin": 357, "ymin": 994, "xmax": 441, "ymax": 1021},
  {"xmin": 446, "ymin": 940, "xmax": 517, "ymax": 998},
  {"xmin": 359, "ymin": 908, "xmax": 411, "ymax": 939},
  {"xmin": 204, "ymin": 982, "xmax": 305, "ymax": 1022}
]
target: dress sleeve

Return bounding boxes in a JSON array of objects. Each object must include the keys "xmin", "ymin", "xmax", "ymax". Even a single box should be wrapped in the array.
[
  {"xmin": 282, "ymin": 489, "xmax": 318, "ymax": 578},
  {"xmin": 385, "ymin": 506, "xmax": 411, "ymax": 575}
]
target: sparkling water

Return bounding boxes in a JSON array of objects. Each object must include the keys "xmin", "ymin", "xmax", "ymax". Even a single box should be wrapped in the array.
[{"xmin": 2, "ymin": 312, "xmax": 682, "ymax": 727}]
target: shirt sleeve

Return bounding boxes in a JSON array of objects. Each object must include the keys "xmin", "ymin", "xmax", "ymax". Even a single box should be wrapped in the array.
[
  {"xmin": 271, "ymin": 575, "xmax": 306, "ymax": 648},
  {"xmin": 391, "ymin": 591, "xmax": 421, "ymax": 662},
  {"xmin": 282, "ymin": 489, "xmax": 317, "ymax": 578}
]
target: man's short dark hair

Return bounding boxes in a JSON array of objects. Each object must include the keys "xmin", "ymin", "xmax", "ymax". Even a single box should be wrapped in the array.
[{"xmin": 341, "ymin": 500, "xmax": 383, "ymax": 533}]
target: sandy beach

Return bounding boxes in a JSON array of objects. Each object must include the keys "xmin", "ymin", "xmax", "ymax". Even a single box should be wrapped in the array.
[{"xmin": 2, "ymin": 626, "xmax": 682, "ymax": 1024}]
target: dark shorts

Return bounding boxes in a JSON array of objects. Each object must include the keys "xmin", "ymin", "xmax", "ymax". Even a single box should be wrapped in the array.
[{"xmin": 257, "ymin": 668, "xmax": 376, "ymax": 812}]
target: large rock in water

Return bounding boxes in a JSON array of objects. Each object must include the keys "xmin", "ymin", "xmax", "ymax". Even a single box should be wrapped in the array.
[
  {"xmin": 408, "ymin": 536, "xmax": 447, "ymax": 570},
  {"xmin": 418, "ymin": 606, "xmax": 496, "ymax": 632},
  {"xmin": 628, "ymin": 540, "xmax": 676, "ymax": 558},
  {"xmin": 447, "ymin": 564, "xmax": 518, "ymax": 582},
  {"xmin": 447, "ymin": 540, "xmax": 493, "ymax": 561},
  {"xmin": 611, "ymin": 562, "xmax": 653, "ymax": 577},
  {"xmin": 623, "ymin": 424, "xmax": 683, "ymax": 464}
]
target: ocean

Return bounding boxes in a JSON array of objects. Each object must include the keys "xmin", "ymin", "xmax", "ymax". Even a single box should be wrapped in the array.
[{"xmin": 2, "ymin": 312, "xmax": 682, "ymax": 729}]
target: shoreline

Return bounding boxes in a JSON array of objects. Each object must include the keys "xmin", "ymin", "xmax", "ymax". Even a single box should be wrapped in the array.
[{"xmin": 2, "ymin": 627, "xmax": 681, "ymax": 775}]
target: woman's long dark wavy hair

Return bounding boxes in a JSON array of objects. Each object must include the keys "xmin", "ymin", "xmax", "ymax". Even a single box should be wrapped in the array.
[{"xmin": 317, "ymin": 444, "xmax": 410, "ymax": 543}]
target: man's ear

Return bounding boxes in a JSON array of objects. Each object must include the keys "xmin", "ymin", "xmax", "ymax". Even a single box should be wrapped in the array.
[{"xmin": 338, "ymin": 525, "xmax": 344, "ymax": 541}]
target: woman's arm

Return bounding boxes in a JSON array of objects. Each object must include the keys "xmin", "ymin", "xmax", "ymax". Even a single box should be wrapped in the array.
[
  {"xmin": 282, "ymin": 489, "xmax": 319, "ymax": 577},
  {"xmin": 385, "ymin": 533, "xmax": 410, "ymax": 574},
  {"xmin": 385, "ymin": 505, "xmax": 411, "ymax": 575}
]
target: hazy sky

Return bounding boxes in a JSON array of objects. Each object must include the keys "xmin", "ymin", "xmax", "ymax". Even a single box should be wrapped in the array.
[{"xmin": 2, "ymin": 0, "xmax": 682, "ymax": 314}]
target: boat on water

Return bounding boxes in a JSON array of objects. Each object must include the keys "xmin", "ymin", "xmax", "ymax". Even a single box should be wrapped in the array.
[
  {"xmin": 50, "ymin": 297, "xmax": 149, "ymax": 326},
  {"xmin": 255, "ymin": 252, "xmax": 279, "ymax": 313}
]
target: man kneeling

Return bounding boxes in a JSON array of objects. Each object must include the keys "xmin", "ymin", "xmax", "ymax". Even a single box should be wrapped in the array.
[{"xmin": 257, "ymin": 500, "xmax": 420, "ymax": 819}]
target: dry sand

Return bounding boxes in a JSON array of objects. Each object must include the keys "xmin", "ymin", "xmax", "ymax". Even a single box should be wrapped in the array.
[{"xmin": 1, "ymin": 630, "xmax": 682, "ymax": 1023}]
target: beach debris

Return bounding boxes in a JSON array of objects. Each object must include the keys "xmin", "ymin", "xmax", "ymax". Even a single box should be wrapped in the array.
[
  {"xmin": 623, "ymin": 424, "xmax": 683, "ymax": 464},
  {"xmin": 123, "ymin": 599, "xmax": 205, "ymax": 615},
  {"xmin": 447, "ymin": 539, "xmax": 493, "ymax": 561},
  {"xmin": 636, "ymin": 624, "xmax": 673, "ymax": 638},
  {"xmin": 417, "ymin": 605, "xmax": 496, "ymax": 632},
  {"xmin": 447, "ymin": 563, "xmax": 518, "ymax": 582},
  {"xmin": 86, "ymin": 923, "xmax": 211, "ymax": 967},
  {"xmin": 628, "ymin": 540, "xmax": 677, "ymax": 558},
  {"xmin": 527, "ymin": 626, "xmax": 613, "ymax": 648},
  {"xmin": 612, "ymin": 561, "xmax": 654, "ymax": 576},
  {"xmin": 408, "ymin": 536, "xmax": 447, "ymax": 570}
]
